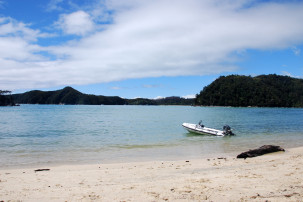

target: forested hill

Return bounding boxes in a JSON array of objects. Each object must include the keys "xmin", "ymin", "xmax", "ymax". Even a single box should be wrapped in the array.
[
  {"xmin": 13, "ymin": 87, "xmax": 126, "ymax": 105},
  {"xmin": 127, "ymin": 96, "xmax": 194, "ymax": 105},
  {"xmin": 12, "ymin": 87, "xmax": 194, "ymax": 105},
  {"xmin": 195, "ymin": 74, "xmax": 303, "ymax": 107}
]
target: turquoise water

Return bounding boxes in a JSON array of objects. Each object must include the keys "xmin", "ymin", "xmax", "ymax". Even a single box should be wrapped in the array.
[{"xmin": 1, "ymin": 105, "xmax": 303, "ymax": 167}]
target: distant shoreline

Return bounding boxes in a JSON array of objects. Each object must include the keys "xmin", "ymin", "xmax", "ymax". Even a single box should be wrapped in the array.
[{"xmin": 8, "ymin": 103, "xmax": 303, "ymax": 108}]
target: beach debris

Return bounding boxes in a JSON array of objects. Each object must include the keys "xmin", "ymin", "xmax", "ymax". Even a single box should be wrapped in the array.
[
  {"xmin": 284, "ymin": 193, "xmax": 300, "ymax": 198},
  {"xmin": 34, "ymin": 169, "xmax": 50, "ymax": 172},
  {"xmin": 237, "ymin": 145, "xmax": 285, "ymax": 159}
]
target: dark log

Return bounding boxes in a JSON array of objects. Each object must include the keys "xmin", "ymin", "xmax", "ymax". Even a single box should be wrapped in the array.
[
  {"xmin": 237, "ymin": 145, "xmax": 285, "ymax": 159},
  {"xmin": 34, "ymin": 169, "xmax": 50, "ymax": 172}
]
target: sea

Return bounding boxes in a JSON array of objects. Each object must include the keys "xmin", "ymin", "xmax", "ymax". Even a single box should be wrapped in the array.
[{"xmin": 1, "ymin": 105, "xmax": 303, "ymax": 168}]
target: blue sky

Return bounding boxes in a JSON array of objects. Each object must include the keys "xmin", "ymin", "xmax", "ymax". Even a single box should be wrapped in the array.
[{"xmin": 1, "ymin": 0, "xmax": 303, "ymax": 99}]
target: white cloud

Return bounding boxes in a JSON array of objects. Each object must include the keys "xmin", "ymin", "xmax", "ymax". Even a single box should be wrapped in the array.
[
  {"xmin": 56, "ymin": 11, "xmax": 94, "ymax": 35},
  {"xmin": 291, "ymin": 46, "xmax": 301, "ymax": 56},
  {"xmin": 182, "ymin": 94, "xmax": 196, "ymax": 99},
  {"xmin": 0, "ymin": 17, "xmax": 43, "ymax": 41},
  {"xmin": 1, "ymin": 0, "xmax": 303, "ymax": 91},
  {"xmin": 0, "ymin": 17, "xmax": 46, "ymax": 63},
  {"xmin": 110, "ymin": 86, "xmax": 121, "ymax": 90},
  {"xmin": 282, "ymin": 71, "xmax": 292, "ymax": 77},
  {"xmin": 46, "ymin": 0, "xmax": 64, "ymax": 11},
  {"xmin": 153, "ymin": 96, "xmax": 164, "ymax": 100},
  {"xmin": 281, "ymin": 71, "xmax": 301, "ymax": 78},
  {"xmin": 142, "ymin": 84, "xmax": 162, "ymax": 88}
]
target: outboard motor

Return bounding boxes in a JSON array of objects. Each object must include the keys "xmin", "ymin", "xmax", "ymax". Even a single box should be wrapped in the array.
[{"xmin": 223, "ymin": 125, "xmax": 234, "ymax": 136}]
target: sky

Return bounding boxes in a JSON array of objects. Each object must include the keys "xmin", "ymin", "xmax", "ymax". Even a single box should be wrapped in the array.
[{"xmin": 1, "ymin": 0, "xmax": 303, "ymax": 99}]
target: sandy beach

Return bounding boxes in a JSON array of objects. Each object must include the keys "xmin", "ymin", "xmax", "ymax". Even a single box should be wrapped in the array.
[{"xmin": 0, "ymin": 146, "xmax": 302, "ymax": 201}]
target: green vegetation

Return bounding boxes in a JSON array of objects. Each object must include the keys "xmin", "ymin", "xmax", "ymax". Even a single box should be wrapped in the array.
[
  {"xmin": 0, "ymin": 90, "xmax": 15, "ymax": 106},
  {"xmin": 127, "ymin": 97, "xmax": 194, "ymax": 105},
  {"xmin": 127, "ymin": 98, "xmax": 157, "ymax": 105},
  {"xmin": 195, "ymin": 74, "xmax": 303, "ymax": 107},
  {"xmin": 12, "ymin": 74, "xmax": 301, "ymax": 107},
  {"xmin": 154, "ymin": 96, "xmax": 194, "ymax": 105},
  {"xmin": 13, "ymin": 87, "xmax": 126, "ymax": 105},
  {"xmin": 12, "ymin": 86, "xmax": 194, "ymax": 105}
]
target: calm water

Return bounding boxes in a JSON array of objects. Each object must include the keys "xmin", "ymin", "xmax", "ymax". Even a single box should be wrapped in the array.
[{"xmin": 1, "ymin": 105, "xmax": 303, "ymax": 168}]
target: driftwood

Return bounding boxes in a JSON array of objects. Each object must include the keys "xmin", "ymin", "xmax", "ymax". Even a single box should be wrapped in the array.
[
  {"xmin": 34, "ymin": 169, "xmax": 50, "ymax": 172},
  {"xmin": 237, "ymin": 145, "xmax": 285, "ymax": 159}
]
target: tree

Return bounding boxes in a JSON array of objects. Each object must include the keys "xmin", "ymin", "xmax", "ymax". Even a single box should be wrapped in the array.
[
  {"xmin": 0, "ymin": 90, "xmax": 12, "ymax": 95},
  {"xmin": 0, "ymin": 90, "xmax": 15, "ymax": 106}
]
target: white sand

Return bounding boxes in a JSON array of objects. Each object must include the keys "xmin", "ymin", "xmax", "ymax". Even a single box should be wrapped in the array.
[{"xmin": 1, "ymin": 147, "xmax": 303, "ymax": 201}]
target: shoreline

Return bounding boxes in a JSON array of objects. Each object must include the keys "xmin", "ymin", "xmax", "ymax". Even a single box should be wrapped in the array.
[
  {"xmin": 1, "ymin": 144, "xmax": 301, "ymax": 171},
  {"xmin": 1, "ymin": 146, "xmax": 302, "ymax": 201},
  {"xmin": 0, "ymin": 147, "xmax": 239, "ymax": 171},
  {"xmin": 0, "ymin": 144, "xmax": 301, "ymax": 170}
]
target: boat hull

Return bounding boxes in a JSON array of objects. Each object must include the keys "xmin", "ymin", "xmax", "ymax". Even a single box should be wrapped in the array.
[{"xmin": 182, "ymin": 123, "xmax": 225, "ymax": 136}]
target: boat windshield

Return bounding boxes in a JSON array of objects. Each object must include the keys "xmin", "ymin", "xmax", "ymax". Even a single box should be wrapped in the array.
[{"xmin": 198, "ymin": 120, "xmax": 204, "ymax": 127}]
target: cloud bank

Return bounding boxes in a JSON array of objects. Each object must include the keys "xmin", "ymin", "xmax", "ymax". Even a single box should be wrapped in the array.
[{"xmin": 1, "ymin": 0, "xmax": 303, "ymax": 90}]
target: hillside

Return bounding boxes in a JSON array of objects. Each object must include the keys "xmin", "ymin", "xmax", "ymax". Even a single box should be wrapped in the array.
[
  {"xmin": 195, "ymin": 74, "xmax": 303, "ymax": 107},
  {"xmin": 127, "ymin": 97, "xmax": 194, "ymax": 105},
  {"xmin": 13, "ymin": 87, "xmax": 127, "ymax": 105},
  {"xmin": 12, "ymin": 87, "xmax": 194, "ymax": 105}
]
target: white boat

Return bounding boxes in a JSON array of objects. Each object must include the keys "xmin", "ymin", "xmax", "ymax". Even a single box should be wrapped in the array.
[{"xmin": 182, "ymin": 121, "xmax": 234, "ymax": 136}]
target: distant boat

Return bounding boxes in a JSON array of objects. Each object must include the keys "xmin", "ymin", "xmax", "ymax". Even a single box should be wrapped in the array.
[{"xmin": 182, "ymin": 121, "xmax": 234, "ymax": 136}]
